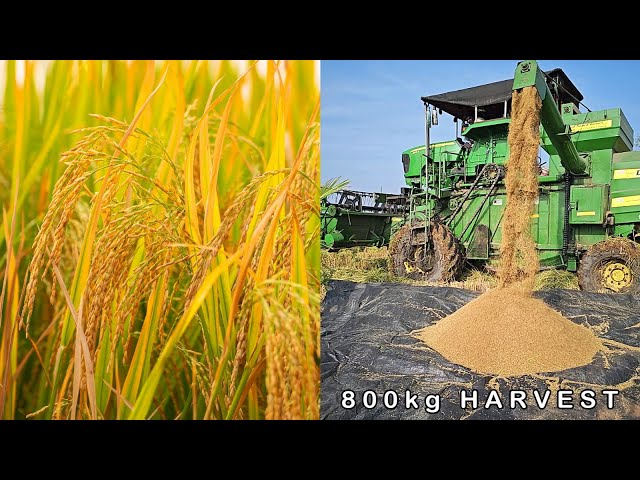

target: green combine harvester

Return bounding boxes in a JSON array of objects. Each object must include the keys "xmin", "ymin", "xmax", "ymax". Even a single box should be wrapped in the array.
[
  {"xmin": 390, "ymin": 60, "xmax": 640, "ymax": 293},
  {"xmin": 321, "ymin": 190, "xmax": 406, "ymax": 249}
]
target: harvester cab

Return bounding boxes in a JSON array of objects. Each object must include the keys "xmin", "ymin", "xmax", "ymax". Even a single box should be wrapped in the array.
[{"xmin": 389, "ymin": 60, "xmax": 640, "ymax": 293}]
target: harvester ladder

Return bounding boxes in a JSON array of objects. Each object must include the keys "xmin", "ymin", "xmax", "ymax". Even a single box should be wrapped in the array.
[
  {"xmin": 445, "ymin": 163, "xmax": 493, "ymax": 227},
  {"xmin": 458, "ymin": 174, "xmax": 501, "ymax": 240}
]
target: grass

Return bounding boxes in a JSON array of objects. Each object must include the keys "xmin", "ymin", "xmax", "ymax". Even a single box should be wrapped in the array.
[
  {"xmin": 321, "ymin": 247, "xmax": 390, "ymax": 283},
  {"xmin": 321, "ymin": 246, "xmax": 579, "ymax": 293},
  {"xmin": 0, "ymin": 60, "xmax": 320, "ymax": 420},
  {"xmin": 534, "ymin": 269, "xmax": 579, "ymax": 290}
]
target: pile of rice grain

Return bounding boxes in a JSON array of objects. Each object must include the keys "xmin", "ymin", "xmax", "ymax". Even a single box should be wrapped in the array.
[
  {"xmin": 416, "ymin": 86, "xmax": 603, "ymax": 376},
  {"xmin": 416, "ymin": 285, "xmax": 602, "ymax": 376}
]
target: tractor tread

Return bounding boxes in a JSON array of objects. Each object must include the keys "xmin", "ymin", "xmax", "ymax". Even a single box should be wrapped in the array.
[{"xmin": 388, "ymin": 221, "xmax": 464, "ymax": 282}]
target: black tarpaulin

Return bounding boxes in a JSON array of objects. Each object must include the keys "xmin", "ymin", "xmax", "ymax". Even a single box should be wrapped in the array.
[
  {"xmin": 321, "ymin": 281, "xmax": 640, "ymax": 420},
  {"xmin": 421, "ymin": 68, "xmax": 583, "ymax": 122}
]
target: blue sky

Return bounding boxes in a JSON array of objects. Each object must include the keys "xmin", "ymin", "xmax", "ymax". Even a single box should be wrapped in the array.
[{"xmin": 321, "ymin": 60, "xmax": 640, "ymax": 193}]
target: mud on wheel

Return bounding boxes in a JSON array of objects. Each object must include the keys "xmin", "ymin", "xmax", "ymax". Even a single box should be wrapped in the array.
[
  {"xmin": 388, "ymin": 221, "xmax": 464, "ymax": 282},
  {"xmin": 577, "ymin": 237, "xmax": 640, "ymax": 293}
]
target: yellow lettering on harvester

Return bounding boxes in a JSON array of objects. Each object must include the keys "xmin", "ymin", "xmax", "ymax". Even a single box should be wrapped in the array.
[
  {"xmin": 569, "ymin": 119, "xmax": 612, "ymax": 132},
  {"xmin": 410, "ymin": 141, "xmax": 456, "ymax": 154},
  {"xmin": 612, "ymin": 195, "xmax": 640, "ymax": 208},
  {"xmin": 576, "ymin": 211, "xmax": 596, "ymax": 216},
  {"xmin": 613, "ymin": 169, "xmax": 640, "ymax": 179}
]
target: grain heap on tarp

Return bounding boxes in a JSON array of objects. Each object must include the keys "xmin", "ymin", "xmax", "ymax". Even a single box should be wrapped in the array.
[{"xmin": 416, "ymin": 86, "xmax": 602, "ymax": 376}]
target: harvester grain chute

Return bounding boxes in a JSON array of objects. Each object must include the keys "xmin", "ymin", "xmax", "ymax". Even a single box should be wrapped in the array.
[
  {"xmin": 390, "ymin": 60, "xmax": 640, "ymax": 293},
  {"xmin": 321, "ymin": 190, "xmax": 407, "ymax": 249}
]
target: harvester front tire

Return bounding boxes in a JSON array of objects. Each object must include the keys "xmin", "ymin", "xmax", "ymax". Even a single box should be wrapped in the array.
[
  {"xmin": 577, "ymin": 238, "xmax": 640, "ymax": 294},
  {"xmin": 388, "ymin": 222, "xmax": 464, "ymax": 282},
  {"xmin": 388, "ymin": 224, "xmax": 413, "ymax": 277}
]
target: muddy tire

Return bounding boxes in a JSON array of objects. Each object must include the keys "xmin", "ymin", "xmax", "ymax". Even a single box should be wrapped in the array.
[
  {"xmin": 388, "ymin": 222, "xmax": 464, "ymax": 282},
  {"xmin": 388, "ymin": 224, "xmax": 414, "ymax": 277},
  {"xmin": 577, "ymin": 238, "xmax": 640, "ymax": 293}
]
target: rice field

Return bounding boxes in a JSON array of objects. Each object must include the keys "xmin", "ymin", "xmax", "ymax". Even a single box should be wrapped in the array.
[{"xmin": 0, "ymin": 60, "xmax": 320, "ymax": 419}]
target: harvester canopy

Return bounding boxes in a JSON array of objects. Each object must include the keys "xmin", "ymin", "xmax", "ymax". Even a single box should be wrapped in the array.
[{"xmin": 421, "ymin": 68, "xmax": 583, "ymax": 122}]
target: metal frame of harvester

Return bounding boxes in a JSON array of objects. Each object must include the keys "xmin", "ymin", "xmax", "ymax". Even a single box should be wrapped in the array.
[{"xmin": 321, "ymin": 190, "xmax": 407, "ymax": 249}]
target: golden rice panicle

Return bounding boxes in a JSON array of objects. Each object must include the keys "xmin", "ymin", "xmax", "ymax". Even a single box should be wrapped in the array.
[
  {"xmin": 85, "ymin": 215, "xmax": 140, "ymax": 357},
  {"xmin": 182, "ymin": 170, "xmax": 286, "ymax": 310},
  {"xmin": 224, "ymin": 302, "xmax": 251, "ymax": 418},
  {"xmin": 20, "ymin": 138, "xmax": 99, "ymax": 331},
  {"xmin": 263, "ymin": 289, "xmax": 319, "ymax": 420}
]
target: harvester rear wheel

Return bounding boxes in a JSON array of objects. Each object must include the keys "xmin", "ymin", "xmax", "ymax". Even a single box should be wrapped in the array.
[
  {"xmin": 577, "ymin": 238, "xmax": 640, "ymax": 293},
  {"xmin": 388, "ymin": 222, "xmax": 464, "ymax": 282}
]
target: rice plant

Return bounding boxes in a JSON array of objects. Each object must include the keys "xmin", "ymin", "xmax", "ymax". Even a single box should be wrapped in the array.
[{"xmin": 0, "ymin": 60, "xmax": 320, "ymax": 420}]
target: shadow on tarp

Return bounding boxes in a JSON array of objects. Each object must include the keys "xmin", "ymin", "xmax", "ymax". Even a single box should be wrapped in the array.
[{"xmin": 321, "ymin": 280, "xmax": 640, "ymax": 420}]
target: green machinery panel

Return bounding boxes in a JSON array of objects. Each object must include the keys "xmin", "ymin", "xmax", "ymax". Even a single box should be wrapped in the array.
[
  {"xmin": 462, "ymin": 119, "xmax": 510, "ymax": 176},
  {"xmin": 402, "ymin": 141, "xmax": 462, "ymax": 183},
  {"xmin": 610, "ymin": 151, "xmax": 640, "ymax": 225},
  {"xmin": 448, "ymin": 183, "xmax": 565, "ymax": 266},
  {"xmin": 557, "ymin": 108, "xmax": 634, "ymax": 154},
  {"xmin": 321, "ymin": 210, "xmax": 394, "ymax": 249},
  {"xmin": 570, "ymin": 185, "xmax": 608, "ymax": 225}
]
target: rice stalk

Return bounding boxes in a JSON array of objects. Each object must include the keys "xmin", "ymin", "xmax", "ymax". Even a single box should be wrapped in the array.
[{"xmin": 0, "ymin": 60, "xmax": 320, "ymax": 420}]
